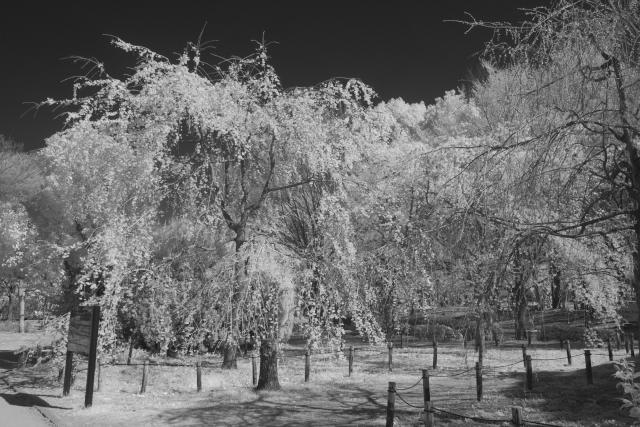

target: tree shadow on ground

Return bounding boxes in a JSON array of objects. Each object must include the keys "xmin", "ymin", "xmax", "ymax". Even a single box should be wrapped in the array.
[
  {"xmin": 154, "ymin": 386, "xmax": 389, "ymax": 426},
  {"xmin": 0, "ymin": 392, "xmax": 70, "ymax": 410},
  {"xmin": 486, "ymin": 358, "xmax": 634, "ymax": 426}
]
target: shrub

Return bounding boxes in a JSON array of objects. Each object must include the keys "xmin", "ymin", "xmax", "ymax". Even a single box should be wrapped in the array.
[
  {"xmin": 583, "ymin": 327, "xmax": 604, "ymax": 348},
  {"xmin": 542, "ymin": 324, "xmax": 584, "ymax": 342},
  {"xmin": 613, "ymin": 359, "xmax": 640, "ymax": 419},
  {"xmin": 542, "ymin": 323, "xmax": 618, "ymax": 347},
  {"xmin": 412, "ymin": 323, "xmax": 462, "ymax": 342}
]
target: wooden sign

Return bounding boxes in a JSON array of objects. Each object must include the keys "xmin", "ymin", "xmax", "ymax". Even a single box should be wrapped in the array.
[
  {"xmin": 67, "ymin": 307, "xmax": 94, "ymax": 355},
  {"xmin": 63, "ymin": 305, "xmax": 100, "ymax": 408}
]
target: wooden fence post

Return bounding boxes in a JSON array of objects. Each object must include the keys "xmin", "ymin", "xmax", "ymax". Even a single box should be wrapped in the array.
[
  {"xmin": 566, "ymin": 340, "xmax": 572, "ymax": 365},
  {"xmin": 422, "ymin": 369, "xmax": 431, "ymax": 402},
  {"xmin": 423, "ymin": 369, "xmax": 433, "ymax": 427},
  {"xmin": 432, "ymin": 336, "xmax": 438, "ymax": 370},
  {"xmin": 386, "ymin": 381, "xmax": 396, "ymax": 427},
  {"xmin": 526, "ymin": 355, "xmax": 533, "ymax": 391},
  {"xmin": 140, "ymin": 360, "xmax": 148, "ymax": 394},
  {"xmin": 475, "ymin": 362, "xmax": 483, "ymax": 401},
  {"xmin": 607, "ymin": 338, "xmax": 613, "ymax": 362},
  {"xmin": 424, "ymin": 401, "xmax": 434, "ymax": 427},
  {"xmin": 522, "ymin": 344, "xmax": 527, "ymax": 368},
  {"xmin": 62, "ymin": 351, "xmax": 73, "ymax": 396},
  {"xmin": 196, "ymin": 361, "xmax": 202, "ymax": 392},
  {"xmin": 585, "ymin": 350, "xmax": 593, "ymax": 385},
  {"xmin": 252, "ymin": 351, "xmax": 258, "ymax": 386},
  {"xmin": 388, "ymin": 342, "xmax": 393, "ymax": 372},
  {"xmin": 511, "ymin": 407, "xmax": 523, "ymax": 426},
  {"xmin": 348, "ymin": 346, "xmax": 354, "ymax": 377},
  {"xmin": 305, "ymin": 350, "xmax": 310, "ymax": 382}
]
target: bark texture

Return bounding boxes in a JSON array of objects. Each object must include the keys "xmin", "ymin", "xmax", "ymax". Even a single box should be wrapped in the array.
[{"xmin": 256, "ymin": 338, "xmax": 280, "ymax": 390}]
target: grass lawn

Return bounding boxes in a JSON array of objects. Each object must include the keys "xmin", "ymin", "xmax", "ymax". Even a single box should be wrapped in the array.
[{"xmin": 0, "ymin": 334, "xmax": 636, "ymax": 426}]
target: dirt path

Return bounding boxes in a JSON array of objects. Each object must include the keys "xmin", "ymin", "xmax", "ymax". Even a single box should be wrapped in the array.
[{"xmin": 0, "ymin": 370, "xmax": 55, "ymax": 426}]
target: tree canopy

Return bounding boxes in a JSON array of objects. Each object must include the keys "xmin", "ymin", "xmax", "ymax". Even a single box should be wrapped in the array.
[{"xmin": 14, "ymin": 1, "xmax": 640, "ymax": 391}]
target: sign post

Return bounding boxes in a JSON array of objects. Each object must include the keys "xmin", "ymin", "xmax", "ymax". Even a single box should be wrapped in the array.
[{"xmin": 63, "ymin": 306, "xmax": 100, "ymax": 407}]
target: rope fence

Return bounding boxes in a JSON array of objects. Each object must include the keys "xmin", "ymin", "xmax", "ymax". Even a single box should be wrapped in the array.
[
  {"xmin": 59, "ymin": 336, "xmax": 633, "ymax": 426},
  {"xmin": 388, "ymin": 372, "xmax": 569, "ymax": 427}
]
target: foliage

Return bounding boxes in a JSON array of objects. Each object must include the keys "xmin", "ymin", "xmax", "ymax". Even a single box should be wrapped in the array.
[
  {"xmin": 27, "ymin": 2, "xmax": 640, "ymax": 381},
  {"xmin": 0, "ymin": 135, "xmax": 43, "ymax": 203},
  {"xmin": 614, "ymin": 359, "xmax": 640, "ymax": 418},
  {"xmin": 465, "ymin": 0, "xmax": 639, "ymax": 321},
  {"xmin": 39, "ymin": 37, "xmax": 390, "ymax": 363}
]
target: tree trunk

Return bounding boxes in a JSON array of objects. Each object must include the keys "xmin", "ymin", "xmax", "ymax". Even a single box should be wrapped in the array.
[
  {"xmin": 18, "ymin": 287, "xmax": 25, "ymax": 333},
  {"xmin": 475, "ymin": 316, "xmax": 485, "ymax": 366},
  {"xmin": 516, "ymin": 300, "xmax": 528, "ymax": 341},
  {"xmin": 256, "ymin": 338, "xmax": 280, "ymax": 390},
  {"xmin": 7, "ymin": 285, "xmax": 14, "ymax": 322},
  {"xmin": 633, "ymin": 241, "xmax": 640, "ymax": 339},
  {"xmin": 221, "ymin": 224, "xmax": 248, "ymax": 370},
  {"xmin": 221, "ymin": 335, "xmax": 238, "ymax": 369},
  {"xmin": 489, "ymin": 311, "xmax": 500, "ymax": 346},
  {"xmin": 513, "ymin": 274, "xmax": 528, "ymax": 340},
  {"xmin": 551, "ymin": 269, "xmax": 561, "ymax": 309}
]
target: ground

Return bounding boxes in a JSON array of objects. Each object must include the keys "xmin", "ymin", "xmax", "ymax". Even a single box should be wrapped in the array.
[{"xmin": 0, "ymin": 330, "xmax": 636, "ymax": 426}]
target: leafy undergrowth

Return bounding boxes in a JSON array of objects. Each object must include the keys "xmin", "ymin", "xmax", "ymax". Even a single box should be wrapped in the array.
[
  {"xmin": 0, "ymin": 338, "xmax": 636, "ymax": 426},
  {"xmin": 0, "ymin": 330, "xmax": 55, "ymax": 352}
]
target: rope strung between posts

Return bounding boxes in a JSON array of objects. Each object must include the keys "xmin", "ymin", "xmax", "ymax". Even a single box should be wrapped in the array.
[
  {"xmin": 431, "ymin": 406, "xmax": 510, "ymax": 424},
  {"xmin": 484, "ymin": 360, "xmax": 524, "ymax": 370},
  {"xmin": 391, "ymin": 396, "xmax": 566, "ymax": 427},
  {"xmin": 522, "ymin": 420, "xmax": 564, "ymax": 427},
  {"xmin": 393, "ymin": 390, "xmax": 424, "ymax": 409},
  {"xmin": 431, "ymin": 367, "xmax": 476, "ymax": 377},
  {"xmin": 591, "ymin": 353, "xmax": 617, "ymax": 358},
  {"xmin": 110, "ymin": 361, "xmax": 214, "ymax": 367},
  {"xmin": 529, "ymin": 355, "xmax": 572, "ymax": 361},
  {"xmin": 395, "ymin": 376, "xmax": 423, "ymax": 391}
]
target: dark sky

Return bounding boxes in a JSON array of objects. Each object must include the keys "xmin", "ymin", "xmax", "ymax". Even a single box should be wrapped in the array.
[{"xmin": 0, "ymin": 1, "xmax": 549, "ymax": 151}]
